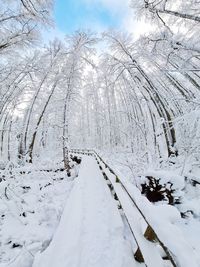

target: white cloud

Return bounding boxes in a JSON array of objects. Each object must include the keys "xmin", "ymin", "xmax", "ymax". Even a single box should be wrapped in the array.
[
  {"xmin": 83, "ymin": 0, "xmax": 129, "ymax": 14},
  {"xmin": 122, "ymin": 12, "xmax": 154, "ymax": 39},
  {"xmin": 43, "ymin": 0, "xmax": 153, "ymax": 43},
  {"xmin": 81, "ymin": 0, "xmax": 152, "ymax": 39}
]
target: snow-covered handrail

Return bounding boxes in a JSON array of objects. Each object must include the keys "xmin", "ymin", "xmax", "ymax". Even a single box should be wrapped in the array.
[{"xmin": 69, "ymin": 148, "xmax": 178, "ymax": 267}]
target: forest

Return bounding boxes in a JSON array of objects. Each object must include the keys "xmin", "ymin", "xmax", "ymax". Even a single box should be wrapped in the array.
[{"xmin": 0, "ymin": 1, "xmax": 200, "ymax": 267}]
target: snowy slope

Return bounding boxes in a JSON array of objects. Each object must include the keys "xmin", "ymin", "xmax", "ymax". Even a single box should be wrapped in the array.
[
  {"xmin": 0, "ymin": 164, "xmax": 75, "ymax": 267},
  {"xmin": 33, "ymin": 156, "xmax": 135, "ymax": 267}
]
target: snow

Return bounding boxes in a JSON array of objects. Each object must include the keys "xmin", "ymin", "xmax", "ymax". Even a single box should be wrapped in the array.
[
  {"xmin": 0, "ymin": 162, "xmax": 75, "ymax": 266},
  {"xmin": 97, "ymin": 154, "xmax": 200, "ymax": 267},
  {"xmin": 1, "ymin": 152, "xmax": 200, "ymax": 267},
  {"xmin": 144, "ymin": 170, "xmax": 185, "ymax": 190},
  {"xmin": 33, "ymin": 156, "xmax": 135, "ymax": 267},
  {"xmin": 0, "ymin": 249, "xmax": 33, "ymax": 267},
  {"xmin": 114, "ymin": 184, "xmax": 165, "ymax": 267},
  {"xmin": 1, "ymin": 0, "xmax": 200, "ymax": 266},
  {"xmin": 119, "ymin": 181, "xmax": 200, "ymax": 267}
]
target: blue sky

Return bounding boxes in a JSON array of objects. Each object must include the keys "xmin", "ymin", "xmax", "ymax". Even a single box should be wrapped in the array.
[
  {"xmin": 43, "ymin": 0, "xmax": 143, "ymax": 42},
  {"xmin": 54, "ymin": 0, "xmax": 121, "ymax": 33},
  {"xmin": 54, "ymin": 0, "xmax": 120, "ymax": 33}
]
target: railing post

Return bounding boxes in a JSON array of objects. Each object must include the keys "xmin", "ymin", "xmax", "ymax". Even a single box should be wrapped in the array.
[{"xmin": 144, "ymin": 225, "xmax": 157, "ymax": 242}]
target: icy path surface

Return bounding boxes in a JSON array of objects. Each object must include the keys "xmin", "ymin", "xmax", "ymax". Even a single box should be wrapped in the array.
[{"xmin": 33, "ymin": 156, "xmax": 135, "ymax": 267}]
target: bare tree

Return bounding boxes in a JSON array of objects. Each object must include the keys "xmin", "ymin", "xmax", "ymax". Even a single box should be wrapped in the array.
[{"xmin": 0, "ymin": 0, "xmax": 53, "ymax": 53}]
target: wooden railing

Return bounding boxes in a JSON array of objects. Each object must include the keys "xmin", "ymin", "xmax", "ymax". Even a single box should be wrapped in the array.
[{"xmin": 69, "ymin": 148, "xmax": 177, "ymax": 267}]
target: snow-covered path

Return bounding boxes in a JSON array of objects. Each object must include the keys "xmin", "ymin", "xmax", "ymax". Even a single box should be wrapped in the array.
[{"xmin": 33, "ymin": 156, "xmax": 135, "ymax": 267}]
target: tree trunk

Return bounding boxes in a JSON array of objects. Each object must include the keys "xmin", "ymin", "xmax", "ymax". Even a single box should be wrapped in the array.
[{"xmin": 27, "ymin": 79, "xmax": 59, "ymax": 163}]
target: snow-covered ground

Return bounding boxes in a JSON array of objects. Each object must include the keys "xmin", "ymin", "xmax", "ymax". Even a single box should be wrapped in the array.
[
  {"xmin": 0, "ymin": 159, "xmax": 78, "ymax": 266},
  {"xmin": 1, "ymin": 152, "xmax": 200, "ymax": 267},
  {"xmin": 95, "ymin": 150, "xmax": 200, "ymax": 266}
]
